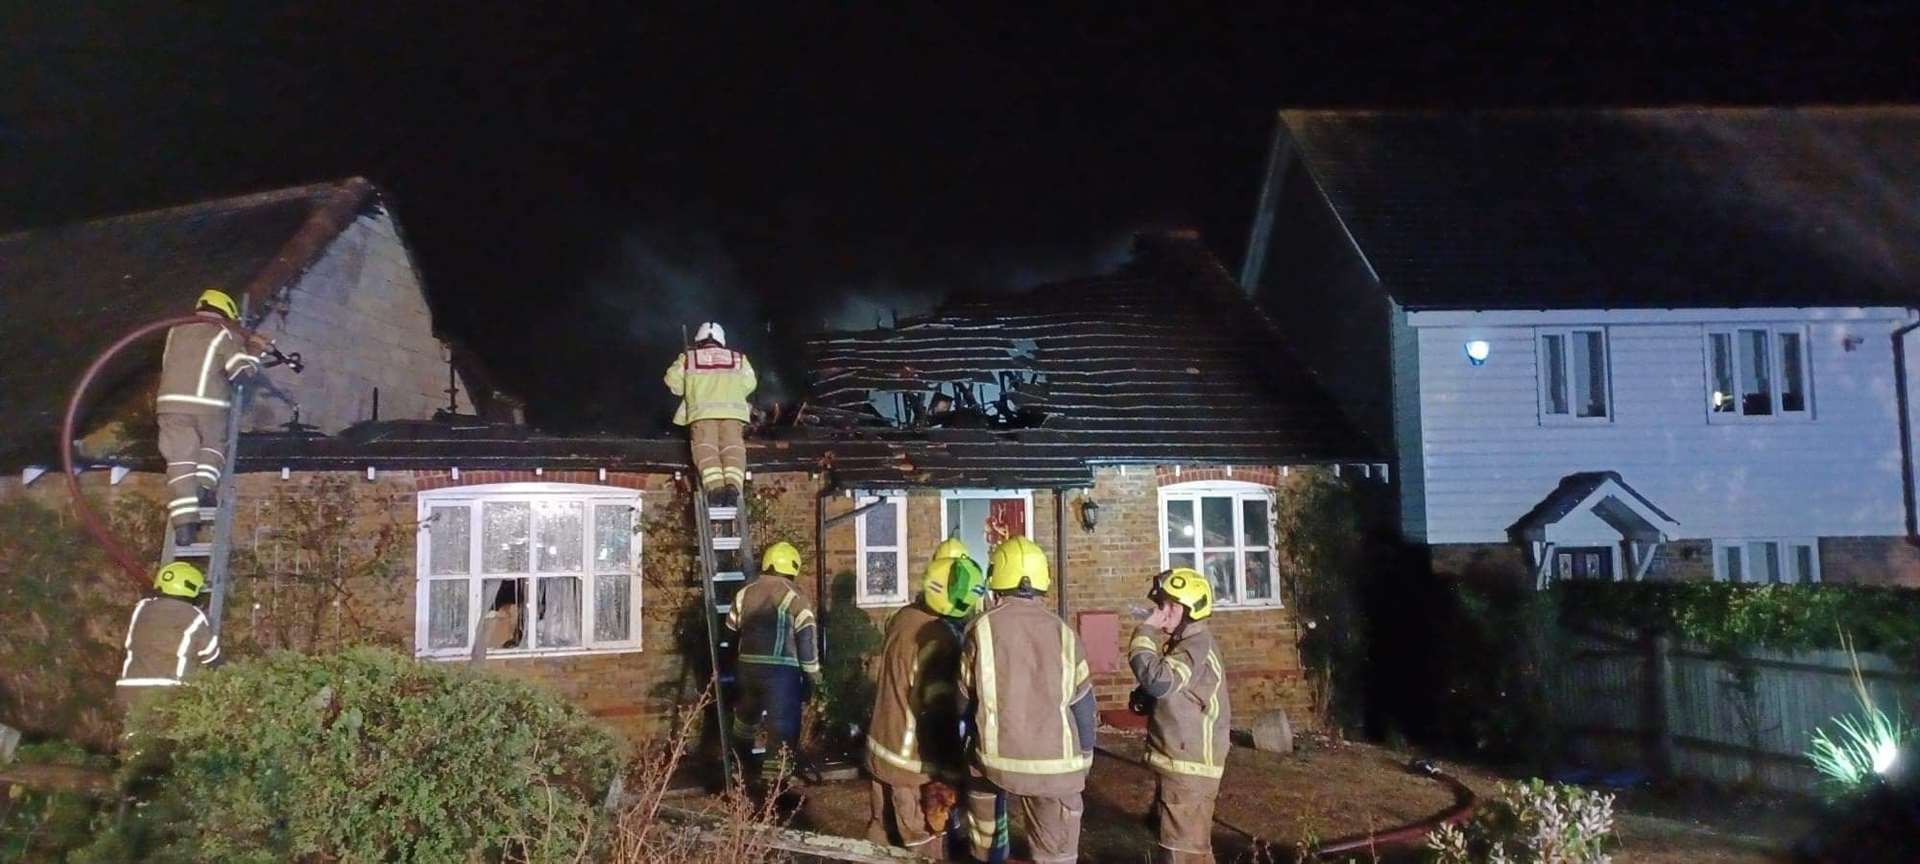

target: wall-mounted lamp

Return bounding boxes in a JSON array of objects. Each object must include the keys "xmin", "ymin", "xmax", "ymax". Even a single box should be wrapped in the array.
[
  {"xmin": 1464, "ymin": 339, "xmax": 1492, "ymax": 366},
  {"xmin": 1079, "ymin": 498, "xmax": 1101, "ymax": 532}
]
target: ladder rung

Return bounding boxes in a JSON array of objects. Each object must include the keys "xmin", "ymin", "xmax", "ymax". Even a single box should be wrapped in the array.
[
  {"xmin": 715, "ymin": 603, "xmax": 731, "ymax": 614},
  {"xmin": 196, "ymin": 507, "xmax": 219, "ymax": 519},
  {"xmin": 714, "ymin": 571, "xmax": 746, "ymax": 582},
  {"xmin": 711, "ymin": 537, "xmax": 741, "ymax": 551},
  {"xmin": 171, "ymin": 543, "xmax": 213, "ymax": 558},
  {"xmin": 707, "ymin": 506, "xmax": 738, "ymax": 521}
]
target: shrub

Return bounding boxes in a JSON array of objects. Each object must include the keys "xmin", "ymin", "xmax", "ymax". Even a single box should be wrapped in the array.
[
  {"xmin": 812, "ymin": 571, "xmax": 882, "ymax": 759},
  {"xmin": 1553, "ymin": 581, "xmax": 1920, "ymax": 661},
  {"xmin": 111, "ymin": 648, "xmax": 624, "ymax": 863},
  {"xmin": 608, "ymin": 688, "xmax": 789, "ymax": 863},
  {"xmin": 1432, "ymin": 582, "xmax": 1560, "ymax": 766},
  {"xmin": 1275, "ymin": 470, "xmax": 1368, "ymax": 731},
  {"xmin": 1427, "ymin": 779, "xmax": 1616, "ymax": 864}
]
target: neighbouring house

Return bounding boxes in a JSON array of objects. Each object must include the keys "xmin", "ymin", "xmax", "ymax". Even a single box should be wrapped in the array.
[
  {"xmin": 1241, "ymin": 106, "xmax": 1920, "ymax": 588},
  {"xmin": 0, "ymin": 179, "xmax": 1376, "ymax": 741}
]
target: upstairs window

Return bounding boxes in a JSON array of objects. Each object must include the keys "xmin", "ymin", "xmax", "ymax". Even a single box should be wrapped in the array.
[
  {"xmin": 1538, "ymin": 329, "xmax": 1610, "ymax": 422},
  {"xmin": 1158, "ymin": 481, "xmax": 1279, "ymax": 608},
  {"xmin": 1707, "ymin": 327, "xmax": 1811, "ymax": 421}
]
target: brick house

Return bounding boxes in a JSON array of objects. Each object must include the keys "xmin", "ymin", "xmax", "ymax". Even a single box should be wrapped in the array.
[{"xmin": 1, "ymin": 181, "xmax": 1376, "ymax": 740}]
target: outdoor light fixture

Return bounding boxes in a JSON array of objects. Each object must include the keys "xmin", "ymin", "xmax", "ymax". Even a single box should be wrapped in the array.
[
  {"xmin": 1079, "ymin": 497, "xmax": 1100, "ymax": 532},
  {"xmin": 1464, "ymin": 339, "xmax": 1492, "ymax": 366}
]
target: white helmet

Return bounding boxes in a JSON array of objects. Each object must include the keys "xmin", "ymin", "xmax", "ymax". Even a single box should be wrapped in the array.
[{"xmin": 695, "ymin": 322, "xmax": 726, "ymax": 346}]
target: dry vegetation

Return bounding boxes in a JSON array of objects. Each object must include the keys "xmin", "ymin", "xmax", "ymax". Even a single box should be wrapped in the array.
[{"xmin": 607, "ymin": 688, "xmax": 791, "ymax": 864}]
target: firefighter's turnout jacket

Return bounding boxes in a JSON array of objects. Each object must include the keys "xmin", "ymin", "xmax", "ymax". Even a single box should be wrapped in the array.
[
  {"xmin": 1128, "ymin": 620, "xmax": 1231, "ymax": 781},
  {"xmin": 116, "ymin": 596, "xmax": 221, "ymax": 691},
  {"xmin": 663, "ymin": 345, "xmax": 756, "ymax": 426},
  {"xmin": 867, "ymin": 603, "xmax": 966, "ymax": 787},
  {"xmin": 726, "ymin": 573, "xmax": 821, "ymax": 674},
  {"xmin": 157, "ymin": 316, "xmax": 259, "ymax": 415},
  {"xmin": 958, "ymin": 595, "xmax": 1096, "ymax": 796}
]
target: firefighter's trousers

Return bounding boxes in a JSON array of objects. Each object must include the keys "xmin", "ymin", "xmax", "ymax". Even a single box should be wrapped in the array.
[
  {"xmin": 1151, "ymin": 774, "xmax": 1220, "ymax": 864},
  {"xmin": 965, "ymin": 773, "xmax": 1081, "ymax": 864},
  {"xmin": 690, "ymin": 418, "xmax": 746, "ymax": 491},
  {"xmin": 732, "ymin": 662, "xmax": 804, "ymax": 781},
  {"xmin": 866, "ymin": 780, "xmax": 942, "ymax": 859},
  {"xmin": 158, "ymin": 412, "xmax": 226, "ymax": 527}
]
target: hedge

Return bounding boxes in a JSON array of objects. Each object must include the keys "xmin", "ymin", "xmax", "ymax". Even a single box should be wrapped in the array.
[{"xmin": 1553, "ymin": 581, "xmax": 1920, "ymax": 660}]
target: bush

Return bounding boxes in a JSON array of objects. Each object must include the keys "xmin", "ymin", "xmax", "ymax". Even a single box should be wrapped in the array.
[
  {"xmin": 812, "ymin": 571, "xmax": 883, "ymax": 760},
  {"xmin": 1275, "ymin": 470, "xmax": 1369, "ymax": 731},
  {"xmin": 1427, "ymin": 779, "xmax": 1616, "ymax": 864},
  {"xmin": 1554, "ymin": 581, "xmax": 1920, "ymax": 661},
  {"xmin": 1432, "ymin": 582, "xmax": 1560, "ymax": 766},
  {"xmin": 109, "ymin": 648, "xmax": 624, "ymax": 863}
]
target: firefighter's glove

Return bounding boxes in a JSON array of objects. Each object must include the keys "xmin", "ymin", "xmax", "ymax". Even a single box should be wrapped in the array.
[{"xmin": 1128, "ymin": 686, "xmax": 1155, "ymax": 717}]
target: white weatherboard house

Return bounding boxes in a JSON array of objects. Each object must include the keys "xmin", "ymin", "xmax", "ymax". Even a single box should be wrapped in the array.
[{"xmin": 1242, "ymin": 107, "xmax": 1920, "ymax": 587}]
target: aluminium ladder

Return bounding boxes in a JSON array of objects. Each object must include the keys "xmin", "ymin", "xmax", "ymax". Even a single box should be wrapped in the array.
[
  {"xmin": 692, "ymin": 485, "xmax": 755, "ymax": 782},
  {"xmin": 157, "ymin": 385, "xmax": 245, "ymax": 637}
]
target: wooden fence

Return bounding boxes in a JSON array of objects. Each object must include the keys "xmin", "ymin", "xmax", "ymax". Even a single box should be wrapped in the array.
[{"xmin": 1546, "ymin": 629, "xmax": 1920, "ymax": 792}]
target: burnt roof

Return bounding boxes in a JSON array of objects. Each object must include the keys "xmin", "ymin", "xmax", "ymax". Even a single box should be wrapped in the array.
[
  {"xmin": 1275, "ymin": 107, "xmax": 1920, "ymax": 310},
  {"xmin": 0, "ymin": 179, "xmax": 378, "ymax": 468},
  {"xmin": 804, "ymin": 232, "xmax": 1375, "ymax": 487}
]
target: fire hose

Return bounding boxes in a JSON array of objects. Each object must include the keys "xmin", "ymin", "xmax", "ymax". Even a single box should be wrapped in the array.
[{"xmin": 61, "ymin": 314, "xmax": 298, "ymax": 589}]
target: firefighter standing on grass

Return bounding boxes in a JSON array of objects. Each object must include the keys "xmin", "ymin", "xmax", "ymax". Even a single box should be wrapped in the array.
[
  {"xmin": 866, "ymin": 538, "xmax": 988, "ymax": 858},
  {"xmin": 1128, "ymin": 568, "xmax": 1232, "ymax": 864},
  {"xmin": 726, "ymin": 540, "xmax": 821, "ymax": 786},
  {"xmin": 663, "ymin": 322, "xmax": 756, "ymax": 508},
  {"xmin": 115, "ymin": 562, "xmax": 222, "ymax": 722},
  {"xmin": 958, "ymin": 536, "xmax": 1096, "ymax": 864},
  {"xmin": 157, "ymin": 289, "xmax": 264, "ymax": 546}
]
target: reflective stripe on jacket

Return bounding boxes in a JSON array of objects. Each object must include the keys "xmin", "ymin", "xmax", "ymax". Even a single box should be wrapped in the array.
[
  {"xmin": 959, "ymin": 595, "xmax": 1095, "ymax": 796},
  {"xmin": 117, "ymin": 597, "xmax": 220, "ymax": 687},
  {"xmin": 1129, "ymin": 621, "xmax": 1231, "ymax": 781},
  {"xmin": 156, "ymin": 317, "xmax": 259, "ymax": 414},
  {"xmin": 866, "ymin": 603, "xmax": 965, "ymax": 786},
  {"xmin": 725, "ymin": 574, "xmax": 820, "ymax": 674},
  {"xmin": 663, "ymin": 346, "xmax": 756, "ymax": 425}
]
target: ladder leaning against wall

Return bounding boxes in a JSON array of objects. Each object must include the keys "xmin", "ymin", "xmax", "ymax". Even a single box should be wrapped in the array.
[
  {"xmin": 156, "ymin": 385, "xmax": 246, "ymax": 637},
  {"xmin": 693, "ymin": 485, "xmax": 755, "ymax": 782}
]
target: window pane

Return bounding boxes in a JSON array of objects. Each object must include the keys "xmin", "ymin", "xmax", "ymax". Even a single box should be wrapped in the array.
[
  {"xmin": 863, "ymin": 498, "xmax": 898, "ymax": 547},
  {"xmin": 428, "ymin": 579, "xmax": 469, "ymax": 649},
  {"xmin": 1542, "ymin": 334, "xmax": 1569, "ymax": 415},
  {"xmin": 480, "ymin": 577, "xmax": 526, "ymax": 649},
  {"xmin": 482, "ymin": 502, "xmax": 530, "ymax": 573},
  {"xmin": 537, "ymin": 576, "xmax": 583, "ymax": 648},
  {"xmin": 1242, "ymin": 498, "xmax": 1270, "ymax": 547},
  {"xmin": 1203, "ymin": 552, "xmax": 1237, "ymax": 603},
  {"xmin": 1748, "ymin": 542, "xmax": 1781, "ymax": 584},
  {"xmin": 535, "ymin": 502, "xmax": 584, "ymax": 573},
  {"xmin": 1780, "ymin": 332, "xmax": 1807, "ymax": 413},
  {"xmin": 1201, "ymin": 497, "xmax": 1233, "ymax": 547},
  {"xmin": 594, "ymin": 574, "xmax": 632, "ymax": 642},
  {"xmin": 1792, "ymin": 545, "xmax": 1816, "ymax": 583},
  {"xmin": 1710, "ymin": 333, "xmax": 1736, "ymax": 414},
  {"xmin": 1244, "ymin": 551, "xmax": 1274, "ymax": 601},
  {"xmin": 594, "ymin": 505, "xmax": 632, "ymax": 569},
  {"xmin": 1573, "ymin": 331, "xmax": 1607, "ymax": 418},
  {"xmin": 1165, "ymin": 499, "xmax": 1195, "ymax": 550},
  {"xmin": 428, "ymin": 505, "xmax": 470, "ymax": 575},
  {"xmin": 1739, "ymin": 330, "xmax": 1773, "ymax": 415},
  {"xmin": 1168, "ymin": 552, "xmax": 1196, "ymax": 571},
  {"xmin": 1722, "ymin": 547, "xmax": 1744, "ymax": 583},
  {"xmin": 865, "ymin": 551, "xmax": 900, "ymax": 599}
]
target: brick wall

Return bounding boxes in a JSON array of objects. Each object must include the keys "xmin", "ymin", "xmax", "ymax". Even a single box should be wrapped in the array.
[
  {"xmin": 1646, "ymin": 539, "xmax": 1714, "ymax": 582},
  {"xmin": 1821, "ymin": 536, "xmax": 1920, "ymax": 586}
]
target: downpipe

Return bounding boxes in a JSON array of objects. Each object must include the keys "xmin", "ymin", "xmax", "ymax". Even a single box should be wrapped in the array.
[
  {"xmin": 61, "ymin": 314, "xmax": 264, "ymax": 589},
  {"xmin": 1894, "ymin": 312, "xmax": 1920, "ymax": 543}
]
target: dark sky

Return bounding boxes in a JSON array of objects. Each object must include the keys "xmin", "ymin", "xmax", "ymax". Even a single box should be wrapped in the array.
[{"xmin": 4, "ymin": 3, "xmax": 1916, "ymax": 431}]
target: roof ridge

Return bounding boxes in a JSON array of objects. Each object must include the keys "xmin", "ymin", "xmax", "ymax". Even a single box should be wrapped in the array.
[{"xmin": 0, "ymin": 176, "xmax": 371, "ymax": 243}]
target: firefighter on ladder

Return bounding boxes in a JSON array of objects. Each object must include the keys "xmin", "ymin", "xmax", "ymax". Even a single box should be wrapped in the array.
[
  {"xmin": 157, "ymin": 289, "xmax": 264, "ymax": 546},
  {"xmin": 866, "ymin": 537, "xmax": 988, "ymax": 858},
  {"xmin": 115, "ymin": 562, "xmax": 222, "ymax": 726},
  {"xmin": 663, "ymin": 322, "xmax": 755, "ymax": 508},
  {"xmin": 959, "ymin": 536, "xmax": 1096, "ymax": 864},
  {"xmin": 1128, "ymin": 568, "xmax": 1232, "ymax": 864},
  {"xmin": 726, "ymin": 540, "xmax": 820, "ymax": 788}
]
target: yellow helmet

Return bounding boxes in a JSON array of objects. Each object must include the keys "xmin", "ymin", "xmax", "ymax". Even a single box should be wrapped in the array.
[
  {"xmin": 1153, "ymin": 567, "xmax": 1213, "ymax": 621},
  {"xmin": 197, "ymin": 289, "xmax": 240, "ymax": 320},
  {"xmin": 760, "ymin": 541, "xmax": 802, "ymax": 576},
  {"xmin": 987, "ymin": 535, "xmax": 1050, "ymax": 593},
  {"xmin": 924, "ymin": 554, "xmax": 987, "ymax": 618},
  {"xmin": 154, "ymin": 561, "xmax": 206, "ymax": 599},
  {"xmin": 931, "ymin": 537, "xmax": 970, "ymax": 563}
]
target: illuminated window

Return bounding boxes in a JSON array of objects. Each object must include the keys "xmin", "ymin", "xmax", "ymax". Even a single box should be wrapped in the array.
[
  {"xmin": 1707, "ymin": 327, "xmax": 1812, "ymax": 420},
  {"xmin": 1158, "ymin": 480, "xmax": 1280, "ymax": 608}
]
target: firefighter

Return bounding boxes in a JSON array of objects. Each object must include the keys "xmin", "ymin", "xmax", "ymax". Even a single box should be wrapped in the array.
[
  {"xmin": 866, "ymin": 538, "xmax": 987, "ymax": 858},
  {"xmin": 958, "ymin": 536, "xmax": 1095, "ymax": 864},
  {"xmin": 115, "ymin": 562, "xmax": 221, "ymax": 721},
  {"xmin": 1128, "ymin": 568, "xmax": 1232, "ymax": 864},
  {"xmin": 157, "ymin": 289, "xmax": 265, "ymax": 546},
  {"xmin": 726, "ymin": 540, "xmax": 820, "ymax": 786},
  {"xmin": 663, "ymin": 322, "xmax": 756, "ymax": 507}
]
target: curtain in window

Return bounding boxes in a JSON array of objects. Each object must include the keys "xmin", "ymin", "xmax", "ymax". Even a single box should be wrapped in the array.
[
  {"xmin": 428, "ymin": 580, "xmax": 468, "ymax": 649},
  {"xmin": 539, "ymin": 577, "xmax": 583, "ymax": 648}
]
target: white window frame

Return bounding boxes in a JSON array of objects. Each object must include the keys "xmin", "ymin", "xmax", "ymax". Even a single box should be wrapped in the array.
[
  {"xmin": 938, "ymin": 489, "xmax": 1035, "ymax": 556},
  {"xmin": 1156, "ymin": 480, "xmax": 1282, "ymax": 609},
  {"xmin": 1704, "ymin": 325, "xmax": 1814, "ymax": 423},
  {"xmin": 853, "ymin": 493, "xmax": 909, "ymax": 607},
  {"xmin": 1712, "ymin": 538, "xmax": 1820, "ymax": 584},
  {"xmin": 1535, "ymin": 327, "xmax": 1612, "ymax": 424},
  {"xmin": 414, "ymin": 483, "xmax": 643, "ymax": 659}
]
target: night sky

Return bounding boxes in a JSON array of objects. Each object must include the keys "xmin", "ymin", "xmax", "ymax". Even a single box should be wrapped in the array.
[{"xmin": 4, "ymin": 3, "xmax": 1915, "ymax": 431}]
